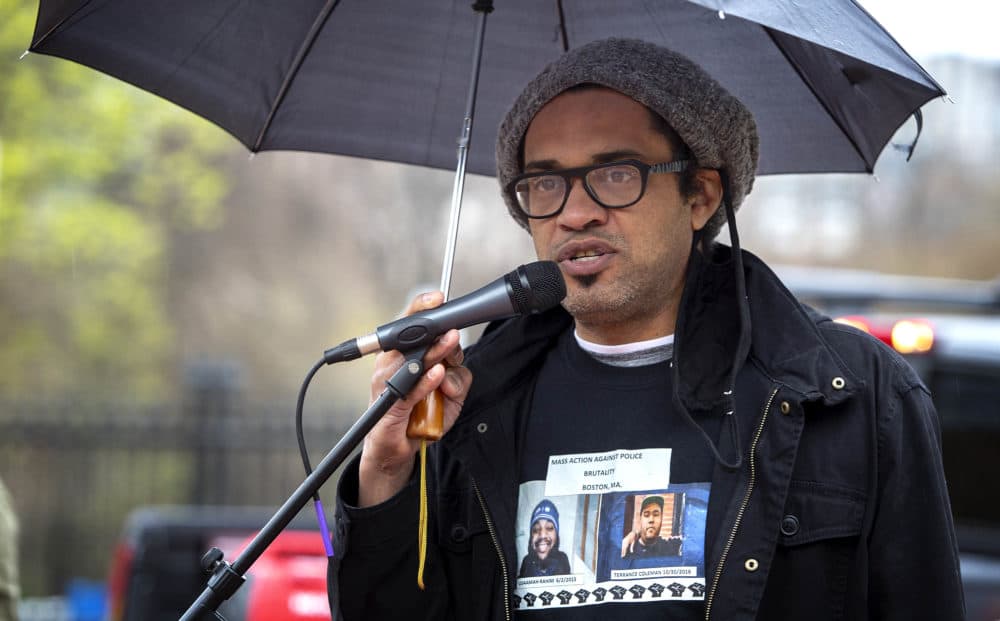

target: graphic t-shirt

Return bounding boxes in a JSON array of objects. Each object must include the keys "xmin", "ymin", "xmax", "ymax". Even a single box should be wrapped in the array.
[{"xmin": 513, "ymin": 329, "xmax": 722, "ymax": 619}]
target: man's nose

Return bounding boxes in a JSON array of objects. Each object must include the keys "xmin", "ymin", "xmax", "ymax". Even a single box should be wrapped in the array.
[{"xmin": 556, "ymin": 178, "xmax": 607, "ymax": 230}]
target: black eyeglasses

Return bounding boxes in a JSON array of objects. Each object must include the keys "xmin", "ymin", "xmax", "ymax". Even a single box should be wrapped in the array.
[{"xmin": 507, "ymin": 159, "xmax": 692, "ymax": 219}]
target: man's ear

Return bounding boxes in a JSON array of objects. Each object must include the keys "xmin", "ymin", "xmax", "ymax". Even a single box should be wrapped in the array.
[{"xmin": 689, "ymin": 168, "xmax": 723, "ymax": 231}]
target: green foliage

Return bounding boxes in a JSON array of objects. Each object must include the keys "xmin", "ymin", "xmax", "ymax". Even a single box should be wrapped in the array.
[{"xmin": 0, "ymin": 0, "xmax": 233, "ymax": 398}]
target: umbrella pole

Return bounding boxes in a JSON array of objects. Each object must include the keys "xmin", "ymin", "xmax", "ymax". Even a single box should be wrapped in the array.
[
  {"xmin": 439, "ymin": 0, "xmax": 493, "ymax": 298},
  {"xmin": 406, "ymin": 1, "xmax": 494, "ymax": 592},
  {"xmin": 405, "ymin": 1, "xmax": 493, "ymax": 443}
]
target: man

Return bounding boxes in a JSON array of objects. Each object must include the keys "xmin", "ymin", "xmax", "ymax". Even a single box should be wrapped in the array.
[
  {"xmin": 329, "ymin": 38, "xmax": 964, "ymax": 620},
  {"xmin": 518, "ymin": 499, "xmax": 571, "ymax": 578},
  {"xmin": 620, "ymin": 496, "xmax": 682, "ymax": 561}
]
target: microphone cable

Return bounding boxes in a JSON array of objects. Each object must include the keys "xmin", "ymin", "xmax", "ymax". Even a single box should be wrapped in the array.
[{"xmin": 295, "ymin": 357, "xmax": 335, "ymax": 557}]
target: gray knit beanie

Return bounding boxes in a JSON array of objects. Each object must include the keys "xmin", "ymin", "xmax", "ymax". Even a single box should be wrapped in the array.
[{"xmin": 496, "ymin": 38, "xmax": 759, "ymax": 241}]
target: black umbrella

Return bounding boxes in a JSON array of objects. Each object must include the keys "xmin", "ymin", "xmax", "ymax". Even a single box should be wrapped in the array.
[
  {"xmin": 29, "ymin": 0, "xmax": 946, "ymax": 293},
  {"xmin": 30, "ymin": 0, "xmax": 943, "ymax": 176}
]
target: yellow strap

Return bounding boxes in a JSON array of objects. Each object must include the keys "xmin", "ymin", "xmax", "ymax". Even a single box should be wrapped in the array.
[{"xmin": 417, "ymin": 439, "xmax": 429, "ymax": 589}]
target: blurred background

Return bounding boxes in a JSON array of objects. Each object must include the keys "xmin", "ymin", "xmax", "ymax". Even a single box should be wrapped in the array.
[{"xmin": 0, "ymin": 0, "xmax": 997, "ymax": 619}]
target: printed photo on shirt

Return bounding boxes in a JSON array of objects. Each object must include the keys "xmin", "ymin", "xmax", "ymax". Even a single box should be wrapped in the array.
[
  {"xmin": 595, "ymin": 483, "xmax": 709, "ymax": 582},
  {"xmin": 515, "ymin": 482, "xmax": 600, "ymax": 588},
  {"xmin": 620, "ymin": 493, "xmax": 684, "ymax": 561}
]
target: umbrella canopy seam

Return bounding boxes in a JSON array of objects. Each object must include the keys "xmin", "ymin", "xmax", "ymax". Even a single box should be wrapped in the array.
[
  {"xmin": 30, "ymin": 0, "xmax": 92, "ymax": 50},
  {"xmin": 555, "ymin": 0, "xmax": 569, "ymax": 52},
  {"xmin": 253, "ymin": 0, "xmax": 346, "ymax": 151},
  {"xmin": 764, "ymin": 28, "xmax": 873, "ymax": 171}
]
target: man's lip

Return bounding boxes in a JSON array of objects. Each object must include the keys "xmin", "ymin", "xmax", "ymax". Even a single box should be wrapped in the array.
[
  {"xmin": 555, "ymin": 240, "xmax": 616, "ymax": 276},
  {"xmin": 555, "ymin": 239, "xmax": 616, "ymax": 262}
]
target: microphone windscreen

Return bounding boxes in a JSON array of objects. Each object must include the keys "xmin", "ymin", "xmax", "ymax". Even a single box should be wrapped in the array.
[{"xmin": 505, "ymin": 261, "xmax": 566, "ymax": 314}]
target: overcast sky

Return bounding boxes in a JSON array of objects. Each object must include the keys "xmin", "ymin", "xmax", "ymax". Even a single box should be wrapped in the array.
[{"xmin": 859, "ymin": 0, "xmax": 999, "ymax": 61}]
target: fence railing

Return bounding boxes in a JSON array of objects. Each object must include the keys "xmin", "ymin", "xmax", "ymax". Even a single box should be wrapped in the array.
[{"xmin": 0, "ymin": 385, "xmax": 352, "ymax": 597}]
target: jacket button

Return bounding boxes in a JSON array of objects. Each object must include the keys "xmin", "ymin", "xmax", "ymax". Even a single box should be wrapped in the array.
[
  {"xmin": 779, "ymin": 401, "xmax": 791, "ymax": 415},
  {"xmin": 744, "ymin": 558, "xmax": 759, "ymax": 572},
  {"xmin": 831, "ymin": 376, "xmax": 846, "ymax": 390},
  {"xmin": 780, "ymin": 515, "xmax": 800, "ymax": 536},
  {"xmin": 477, "ymin": 422, "xmax": 488, "ymax": 433},
  {"xmin": 450, "ymin": 524, "xmax": 468, "ymax": 543}
]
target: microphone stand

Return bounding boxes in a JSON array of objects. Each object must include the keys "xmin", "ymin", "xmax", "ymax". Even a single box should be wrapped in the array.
[
  {"xmin": 182, "ymin": 3, "xmax": 498, "ymax": 616},
  {"xmin": 179, "ymin": 345, "xmax": 431, "ymax": 621}
]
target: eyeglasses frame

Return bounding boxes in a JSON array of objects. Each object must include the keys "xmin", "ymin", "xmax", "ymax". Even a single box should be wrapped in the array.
[{"xmin": 506, "ymin": 159, "xmax": 693, "ymax": 220}]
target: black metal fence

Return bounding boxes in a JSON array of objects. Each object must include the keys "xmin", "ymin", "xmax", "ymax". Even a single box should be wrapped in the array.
[{"xmin": 0, "ymin": 375, "xmax": 352, "ymax": 597}]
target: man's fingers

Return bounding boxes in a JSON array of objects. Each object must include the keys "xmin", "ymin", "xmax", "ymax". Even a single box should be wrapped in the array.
[
  {"xmin": 369, "ymin": 291, "xmax": 466, "ymax": 435},
  {"xmin": 444, "ymin": 339, "xmax": 465, "ymax": 366},
  {"xmin": 405, "ymin": 291, "xmax": 444, "ymax": 315},
  {"xmin": 423, "ymin": 328, "xmax": 461, "ymax": 365},
  {"xmin": 441, "ymin": 365, "xmax": 471, "ymax": 397},
  {"xmin": 394, "ymin": 363, "xmax": 446, "ymax": 409},
  {"xmin": 371, "ymin": 350, "xmax": 405, "ymax": 400}
]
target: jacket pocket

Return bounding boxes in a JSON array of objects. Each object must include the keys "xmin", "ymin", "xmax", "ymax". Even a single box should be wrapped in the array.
[
  {"xmin": 758, "ymin": 481, "xmax": 866, "ymax": 620},
  {"xmin": 777, "ymin": 480, "xmax": 865, "ymax": 546},
  {"xmin": 436, "ymin": 488, "xmax": 489, "ymax": 555}
]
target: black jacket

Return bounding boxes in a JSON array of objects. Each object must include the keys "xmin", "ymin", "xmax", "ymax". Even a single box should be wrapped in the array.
[{"xmin": 329, "ymin": 247, "xmax": 964, "ymax": 620}]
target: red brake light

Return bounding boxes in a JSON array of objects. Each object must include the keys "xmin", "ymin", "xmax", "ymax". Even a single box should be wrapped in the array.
[
  {"xmin": 835, "ymin": 315, "xmax": 934, "ymax": 354},
  {"xmin": 891, "ymin": 319, "xmax": 934, "ymax": 354}
]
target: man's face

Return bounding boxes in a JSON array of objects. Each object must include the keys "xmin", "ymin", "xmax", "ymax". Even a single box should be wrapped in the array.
[
  {"xmin": 522, "ymin": 87, "xmax": 717, "ymax": 344},
  {"xmin": 530, "ymin": 518, "xmax": 557, "ymax": 560},
  {"xmin": 640, "ymin": 505, "xmax": 663, "ymax": 544}
]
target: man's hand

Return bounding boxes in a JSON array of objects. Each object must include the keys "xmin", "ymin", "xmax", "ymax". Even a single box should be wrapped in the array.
[
  {"xmin": 357, "ymin": 291, "xmax": 473, "ymax": 507},
  {"xmin": 621, "ymin": 530, "xmax": 639, "ymax": 558}
]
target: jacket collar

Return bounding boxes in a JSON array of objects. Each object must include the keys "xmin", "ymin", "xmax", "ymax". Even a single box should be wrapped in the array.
[
  {"xmin": 677, "ymin": 244, "xmax": 858, "ymax": 410},
  {"xmin": 462, "ymin": 244, "xmax": 857, "ymax": 418}
]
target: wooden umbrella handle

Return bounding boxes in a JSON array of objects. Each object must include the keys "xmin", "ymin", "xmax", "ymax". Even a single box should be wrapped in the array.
[{"xmin": 406, "ymin": 388, "xmax": 445, "ymax": 440}]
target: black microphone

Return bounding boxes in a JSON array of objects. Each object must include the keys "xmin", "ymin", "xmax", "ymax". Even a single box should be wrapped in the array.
[{"xmin": 323, "ymin": 261, "xmax": 565, "ymax": 364}]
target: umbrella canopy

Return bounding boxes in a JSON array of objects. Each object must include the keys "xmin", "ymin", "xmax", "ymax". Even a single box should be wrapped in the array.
[{"xmin": 31, "ymin": 0, "xmax": 944, "ymax": 178}]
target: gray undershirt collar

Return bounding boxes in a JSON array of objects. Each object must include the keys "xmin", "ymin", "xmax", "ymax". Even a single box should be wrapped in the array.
[{"xmin": 573, "ymin": 330, "xmax": 675, "ymax": 367}]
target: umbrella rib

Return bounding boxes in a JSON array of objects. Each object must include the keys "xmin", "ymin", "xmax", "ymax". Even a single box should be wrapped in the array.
[
  {"xmin": 252, "ymin": 0, "xmax": 345, "ymax": 151},
  {"xmin": 847, "ymin": 0, "xmax": 946, "ymax": 95},
  {"xmin": 30, "ymin": 0, "xmax": 95, "ymax": 51},
  {"xmin": 763, "ymin": 28, "xmax": 873, "ymax": 171},
  {"xmin": 554, "ymin": 0, "xmax": 569, "ymax": 52}
]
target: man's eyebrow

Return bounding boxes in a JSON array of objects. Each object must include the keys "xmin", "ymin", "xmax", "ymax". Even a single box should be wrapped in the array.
[
  {"xmin": 592, "ymin": 149, "xmax": 645, "ymax": 163},
  {"xmin": 523, "ymin": 158, "xmax": 560, "ymax": 172},
  {"xmin": 523, "ymin": 149, "xmax": 647, "ymax": 172}
]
